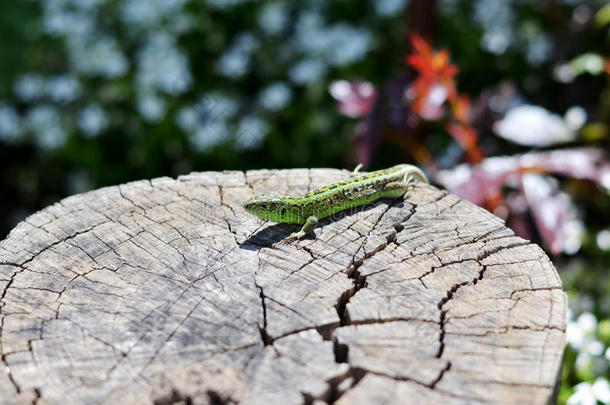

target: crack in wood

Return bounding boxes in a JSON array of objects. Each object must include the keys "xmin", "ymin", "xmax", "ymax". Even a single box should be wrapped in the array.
[
  {"xmin": 256, "ymin": 285, "xmax": 272, "ymax": 346},
  {"xmin": 0, "ymin": 170, "xmax": 566, "ymax": 404},
  {"xmin": 430, "ymin": 361, "xmax": 452, "ymax": 389},
  {"xmin": 431, "ymin": 239, "xmax": 537, "ymax": 391},
  {"xmin": 1, "ymin": 351, "xmax": 21, "ymax": 394}
]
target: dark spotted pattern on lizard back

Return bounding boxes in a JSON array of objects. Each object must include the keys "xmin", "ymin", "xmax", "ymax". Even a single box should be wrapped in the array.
[{"xmin": 244, "ymin": 164, "xmax": 428, "ymax": 225}]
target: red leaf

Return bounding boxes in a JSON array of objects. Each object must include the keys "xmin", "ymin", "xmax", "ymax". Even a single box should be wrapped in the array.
[
  {"xmin": 445, "ymin": 123, "xmax": 484, "ymax": 163},
  {"xmin": 409, "ymin": 34, "xmax": 434, "ymax": 60},
  {"xmin": 405, "ymin": 34, "xmax": 483, "ymax": 161},
  {"xmin": 405, "ymin": 54, "xmax": 432, "ymax": 75},
  {"xmin": 452, "ymin": 95, "xmax": 472, "ymax": 124}
]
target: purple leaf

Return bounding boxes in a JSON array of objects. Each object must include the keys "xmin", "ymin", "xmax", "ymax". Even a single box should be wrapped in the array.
[
  {"xmin": 436, "ymin": 148, "xmax": 610, "ymax": 198},
  {"xmin": 521, "ymin": 174, "xmax": 583, "ymax": 255},
  {"xmin": 435, "ymin": 161, "xmax": 511, "ymax": 206},
  {"xmin": 505, "ymin": 191, "xmax": 535, "ymax": 242},
  {"xmin": 517, "ymin": 148, "xmax": 610, "ymax": 188},
  {"xmin": 329, "ymin": 80, "xmax": 377, "ymax": 118},
  {"xmin": 435, "ymin": 148, "xmax": 606, "ymax": 254}
]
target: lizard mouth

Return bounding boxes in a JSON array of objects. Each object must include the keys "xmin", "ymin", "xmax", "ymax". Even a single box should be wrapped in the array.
[
  {"xmin": 243, "ymin": 199, "xmax": 271, "ymax": 218},
  {"xmin": 243, "ymin": 202, "xmax": 260, "ymax": 216}
]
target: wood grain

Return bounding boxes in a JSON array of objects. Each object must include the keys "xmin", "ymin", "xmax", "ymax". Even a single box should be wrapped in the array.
[{"xmin": 0, "ymin": 168, "xmax": 566, "ymax": 405}]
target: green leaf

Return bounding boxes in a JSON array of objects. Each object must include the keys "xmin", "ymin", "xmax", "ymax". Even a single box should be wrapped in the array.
[
  {"xmin": 571, "ymin": 53, "xmax": 605, "ymax": 75},
  {"xmin": 599, "ymin": 319, "xmax": 610, "ymax": 344},
  {"xmin": 595, "ymin": 3, "xmax": 610, "ymax": 27}
]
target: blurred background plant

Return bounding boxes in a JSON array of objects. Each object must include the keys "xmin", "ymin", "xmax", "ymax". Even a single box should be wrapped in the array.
[{"xmin": 1, "ymin": 0, "xmax": 610, "ymax": 402}]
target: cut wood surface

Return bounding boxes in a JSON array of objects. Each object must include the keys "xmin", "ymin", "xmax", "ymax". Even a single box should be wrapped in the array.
[{"xmin": 0, "ymin": 168, "xmax": 566, "ymax": 405}]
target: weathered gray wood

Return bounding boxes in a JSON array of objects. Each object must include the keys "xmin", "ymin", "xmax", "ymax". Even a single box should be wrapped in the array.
[{"xmin": 0, "ymin": 168, "xmax": 566, "ymax": 405}]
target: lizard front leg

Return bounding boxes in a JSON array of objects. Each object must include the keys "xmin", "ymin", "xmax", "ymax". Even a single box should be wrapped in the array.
[{"xmin": 286, "ymin": 215, "xmax": 319, "ymax": 240}]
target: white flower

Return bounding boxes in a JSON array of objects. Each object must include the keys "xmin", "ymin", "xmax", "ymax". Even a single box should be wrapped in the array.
[
  {"xmin": 0, "ymin": 104, "xmax": 21, "ymax": 142},
  {"xmin": 568, "ymin": 379, "xmax": 610, "ymax": 405},
  {"xmin": 594, "ymin": 379, "xmax": 610, "ymax": 404},
  {"xmin": 473, "ymin": 0, "xmax": 513, "ymax": 54},
  {"xmin": 137, "ymin": 93, "xmax": 166, "ymax": 123},
  {"xmin": 585, "ymin": 340, "xmax": 605, "ymax": 357},
  {"xmin": 26, "ymin": 105, "xmax": 66, "ymax": 150},
  {"xmin": 42, "ymin": 2, "xmax": 96, "ymax": 37},
  {"xmin": 68, "ymin": 35, "xmax": 129, "ymax": 78},
  {"xmin": 481, "ymin": 30, "xmax": 511, "ymax": 55},
  {"xmin": 236, "ymin": 115, "xmax": 268, "ymax": 150},
  {"xmin": 565, "ymin": 106, "xmax": 587, "ymax": 131},
  {"xmin": 494, "ymin": 105, "xmax": 576, "ymax": 147},
  {"xmin": 579, "ymin": 312, "xmax": 598, "ymax": 334},
  {"xmin": 373, "ymin": 0, "xmax": 409, "ymax": 16},
  {"xmin": 569, "ymin": 382, "xmax": 596, "ymax": 405},
  {"xmin": 196, "ymin": 94, "xmax": 239, "ymax": 121},
  {"xmin": 326, "ymin": 24, "xmax": 372, "ymax": 66},
  {"xmin": 258, "ymin": 2, "xmax": 289, "ymax": 34},
  {"xmin": 14, "ymin": 74, "xmax": 46, "ymax": 102},
  {"xmin": 71, "ymin": 0, "xmax": 107, "ymax": 10},
  {"xmin": 175, "ymin": 106, "xmax": 199, "ymax": 132},
  {"xmin": 45, "ymin": 75, "xmax": 81, "ymax": 104},
  {"xmin": 217, "ymin": 51, "xmax": 250, "ymax": 79},
  {"xmin": 563, "ymin": 219, "xmax": 585, "ymax": 255},
  {"xmin": 597, "ymin": 230, "xmax": 610, "ymax": 251},
  {"xmin": 121, "ymin": 0, "xmax": 189, "ymax": 31},
  {"xmin": 293, "ymin": 14, "xmax": 372, "ymax": 66},
  {"xmin": 78, "ymin": 104, "xmax": 108, "ymax": 138},
  {"xmin": 568, "ymin": 312, "xmax": 601, "ymax": 351},
  {"xmin": 567, "ymin": 311, "xmax": 609, "ymax": 377},
  {"xmin": 136, "ymin": 33, "xmax": 192, "ymax": 95},
  {"xmin": 190, "ymin": 120, "xmax": 229, "ymax": 152},
  {"xmin": 554, "ymin": 63, "xmax": 578, "ymax": 83},
  {"xmin": 568, "ymin": 320, "xmax": 586, "ymax": 349},
  {"xmin": 259, "ymin": 82, "xmax": 292, "ymax": 111},
  {"xmin": 289, "ymin": 59, "xmax": 327, "ymax": 85},
  {"xmin": 206, "ymin": 0, "xmax": 251, "ymax": 10},
  {"xmin": 526, "ymin": 33, "xmax": 552, "ymax": 65},
  {"xmin": 217, "ymin": 33, "xmax": 258, "ymax": 79},
  {"xmin": 177, "ymin": 94, "xmax": 239, "ymax": 138}
]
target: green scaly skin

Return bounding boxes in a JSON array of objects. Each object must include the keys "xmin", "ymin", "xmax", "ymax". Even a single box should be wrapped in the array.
[{"xmin": 244, "ymin": 164, "xmax": 428, "ymax": 240}]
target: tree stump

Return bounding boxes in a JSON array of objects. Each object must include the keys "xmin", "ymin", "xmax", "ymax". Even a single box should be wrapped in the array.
[{"xmin": 0, "ymin": 168, "xmax": 566, "ymax": 405}]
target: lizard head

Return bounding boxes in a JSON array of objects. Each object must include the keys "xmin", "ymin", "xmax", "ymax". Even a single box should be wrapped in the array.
[{"xmin": 244, "ymin": 194, "xmax": 288, "ymax": 221}]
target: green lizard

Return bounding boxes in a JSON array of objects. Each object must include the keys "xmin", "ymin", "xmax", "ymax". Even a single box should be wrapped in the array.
[{"xmin": 244, "ymin": 164, "xmax": 428, "ymax": 240}]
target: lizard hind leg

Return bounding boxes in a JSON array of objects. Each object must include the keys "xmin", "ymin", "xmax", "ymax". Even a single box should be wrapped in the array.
[{"xmin": 382, "ymin": 181, "xmax": 412, "ymax": 198}]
